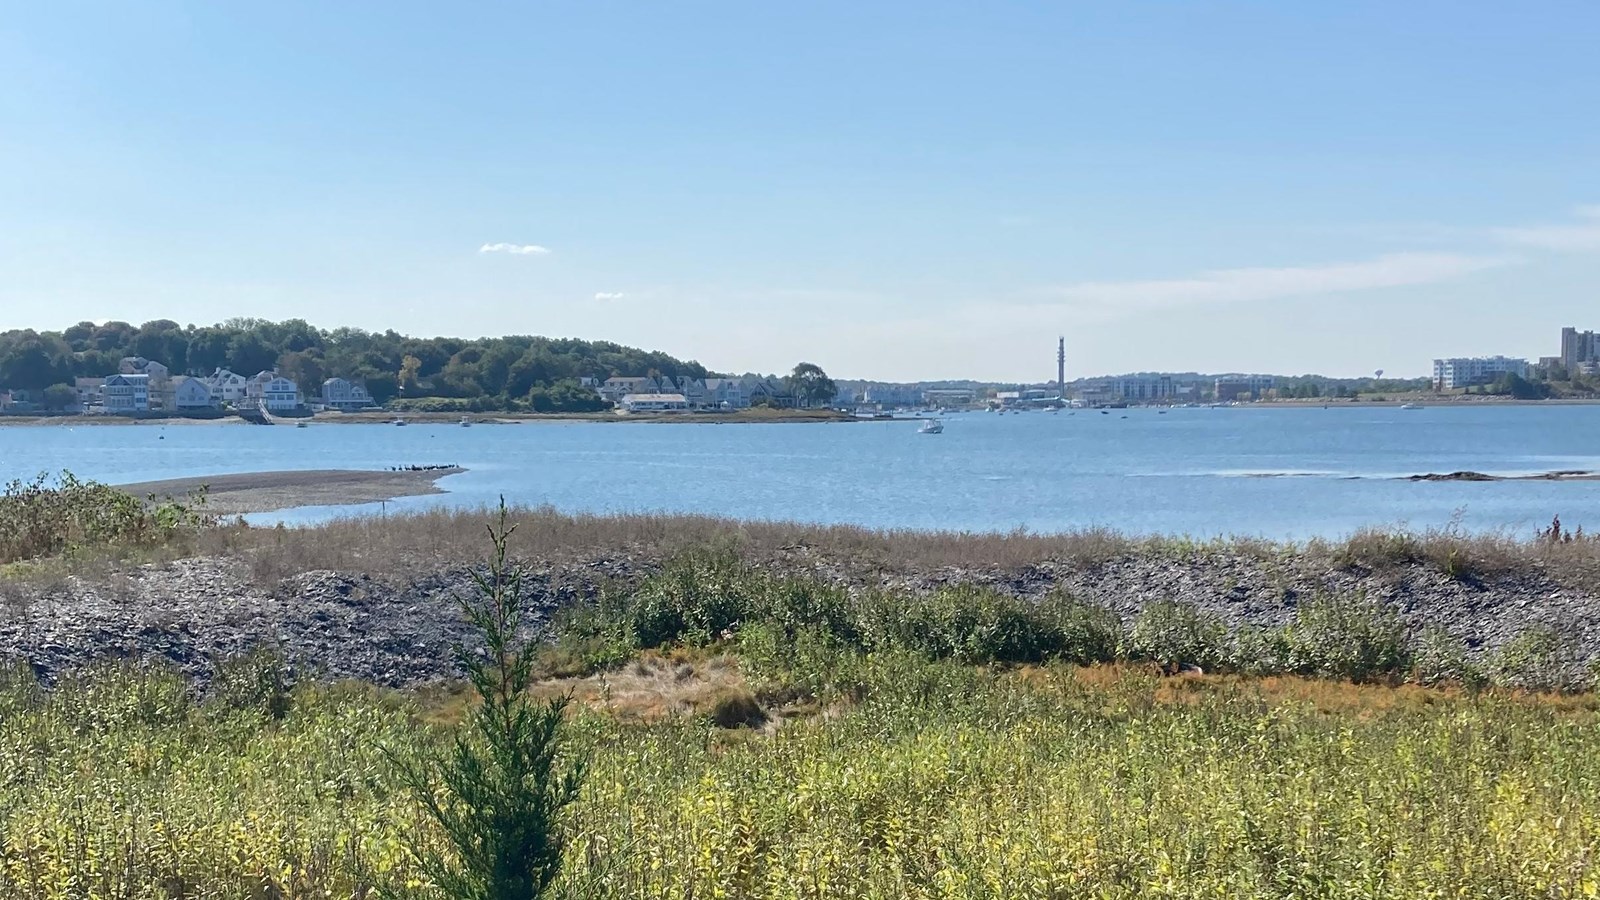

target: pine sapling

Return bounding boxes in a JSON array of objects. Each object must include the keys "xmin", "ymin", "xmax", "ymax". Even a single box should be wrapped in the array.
[{"xmin": 390, "ymin": 500, "xmax": 584, "ymax": 900}]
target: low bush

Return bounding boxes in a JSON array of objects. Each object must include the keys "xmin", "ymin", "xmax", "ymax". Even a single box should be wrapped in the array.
[
  {"xmin": 1489, "ymin": 626, "xmax": 1590, "ymax": 693},
  {"xmin": 1279, "ymin": 594, "xmax": 1411, "ymax": 683},
  {"xmin": 0, "ymin": 471, "xmax": 213, "ymax": 565},
  {"xmin": 1125, "ymin": 600, "xmax": 1230, "ymax": 672},
  {"xmin": 1412, "ymin": 626, "xmax": 1487, "ymax": 690}
]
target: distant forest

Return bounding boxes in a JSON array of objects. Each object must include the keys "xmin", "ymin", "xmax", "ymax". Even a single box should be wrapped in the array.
[{"xmin": 0, "ymin": 319, "xmax": 714, "ymax": 412}]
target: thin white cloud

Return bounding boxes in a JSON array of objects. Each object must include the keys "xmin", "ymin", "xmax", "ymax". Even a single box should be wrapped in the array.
[
  {"xmin": 593, "ymin": 291, "xmax": 626, "ymax": 301},
  {"xmin": 1491, "ymin": 205, "xmax": 1600, "ymax": 251},
  {"xmin": 478, "ymin": 242, "xmax": 551, "ymax": 255},
  {"xmin": 1042, "ymin": 252, "xmax": 1513, "ymax": 315}
]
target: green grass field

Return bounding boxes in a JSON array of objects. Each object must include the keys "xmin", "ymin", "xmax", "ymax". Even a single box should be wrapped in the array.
[{"xmin": 3, "ymin": 655, "xmax": 1599, "ymax": 899}]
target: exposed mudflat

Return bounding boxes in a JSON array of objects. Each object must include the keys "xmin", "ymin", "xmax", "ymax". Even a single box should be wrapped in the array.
[
  {"xmin": 117, "ymin": 468, "xmax": 464, "ymax": 515},
  {"xmin": 2, "ymin": 546, "xmax": 1597, "ymax": 686}
]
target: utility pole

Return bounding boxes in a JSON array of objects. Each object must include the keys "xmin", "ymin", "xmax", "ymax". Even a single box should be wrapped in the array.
[{"xmin": 1057, "ymin": 336, "xmax": 1066, "ymax": 401}]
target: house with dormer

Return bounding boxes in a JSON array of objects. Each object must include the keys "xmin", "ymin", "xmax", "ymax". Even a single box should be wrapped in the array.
[
  {"xmin": 103, "ymin": 374, "xmax": 150, "ymax": 412},
  {"xmin": 320, "ymin": 377, "xmax": 374, "ymax": 411},
  {"xmin": 204, "ymin": 368, "xmax": 250, "ymax": 405},
  {"xmin": 245, "ymin": 371, "xmax": 300, "ymax": 412}
]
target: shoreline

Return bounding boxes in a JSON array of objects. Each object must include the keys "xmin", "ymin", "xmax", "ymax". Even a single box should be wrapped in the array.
[
  {"xmin": 0, "ymin": 408, "xmax": 863, "ymax": 426},
  {"xmin": 117, "ymin": 467, "xmax": 464, "ymax": 515}
]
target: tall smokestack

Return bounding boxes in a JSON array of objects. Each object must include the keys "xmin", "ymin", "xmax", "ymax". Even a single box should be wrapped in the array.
[{"xmin": 1057, "ymin": 336, "xmax": 1066, "ymax": 400}]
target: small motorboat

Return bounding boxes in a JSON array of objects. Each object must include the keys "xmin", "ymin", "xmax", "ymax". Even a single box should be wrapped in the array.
[
  {"xmin": 1399, "ymin": 403, "xmax": 1423, "ymax": 410},
  {"xmin": 918, "ymin": 418, "xmax": 944, "ymax": 434},
  {"xmin": 296, "ymin": 421, "xmax": 309, "ymax": 428},
  {"xmin": 392, "ymin": 417, "xmax": 407, "ymax": 426},
  {"xmin": 460, "ymin": 416, "xmax": 472, "ymax": 427}
]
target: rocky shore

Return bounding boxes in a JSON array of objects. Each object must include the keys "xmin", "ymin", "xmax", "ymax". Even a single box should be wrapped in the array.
[{"xmin": 3, "ymin": 544, "xmax": 1597, "ymax": 686}]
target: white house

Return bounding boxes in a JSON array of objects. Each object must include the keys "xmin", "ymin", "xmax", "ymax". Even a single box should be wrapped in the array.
[
  {"xmin": 170, "ymin": 376, "xmax": 215, "ymax": 410},
  {"xmin": 103, "ymin": 374, "xmax": 151, "ymax": 412},
  {"xmin": 246, "ymin": 373, "xmax": 300, "ymax": 412},
  {"xmin": 205, "ymin": 368, "xmax": 250, "ymax": 404},
  {"xmin": 620, "ymin": 393, "xmax": 689, "ymax": 412},
  {"xmin": 320, "ymin": 377, "xmax": 374, "ymax": 411}
]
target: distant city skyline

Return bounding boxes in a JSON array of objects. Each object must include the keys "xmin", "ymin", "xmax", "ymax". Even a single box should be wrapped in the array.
[{"xmin": 3, "ymin": 3, "xmax": 1598, "ymax": 381}]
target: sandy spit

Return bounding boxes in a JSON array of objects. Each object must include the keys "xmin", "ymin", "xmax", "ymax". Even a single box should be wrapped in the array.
[{"xmin": 117, "ymin": 468, "xmax": 465, "ymax": 515}]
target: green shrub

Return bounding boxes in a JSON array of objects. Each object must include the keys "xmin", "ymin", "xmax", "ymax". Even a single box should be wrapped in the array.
[
  {"xmin": 206, "ymin": 649, "xmax": 294, "ymax": 722},
  {"xmin": 0, "ymin": 471, "xmax": 213, "ymax": 565},
  {"xmin": 1126, "ymin": 600, "xmax": 1229, "ymax": 672},
  {"xmin": 1228, "ymin": 625, "xmax": 1290, "ymax": 675},
  {"xmin": 1411, "ymin": 627, "xmax": 1486, "ymax": 690},
  {"xmin": 1279, "ymin": 595, "xmax": 1410, "ymax": 683},
  {"xmin": 1489, "ymin": 627, "xmax": 1588, "ymax": 693}
]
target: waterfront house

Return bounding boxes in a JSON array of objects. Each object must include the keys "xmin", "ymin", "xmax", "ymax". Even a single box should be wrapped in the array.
[
  {"xmin": 75, "ymin": 377, "xmax": 105, "ymax": 408},
  {"xmin": 320, "ymin": 377, "xmax": 374, "ymax": 411},
  {"xmin": 620, "ymin": 393, "xmax": 690, "ymax": 413},
  {"xmin": 204, "ymin": 368, "xmax": 250, "ymax": 404},
  {"xmin": 675, "ymin": 377, "xmax": 709, "ymax": 408},
  {"xmin": 702, "ymin": 378, "xmax": 748, "ymax": 409},
  {"xmin": 744, "ymin": 377, "xmax": 797, "ymax": 408},
  {"xmin": 0, "ymin": 389, "xmax": 35, "ymax": 412},
  {"xmin": 600, "ymin": 376, "xmax": 656, "ymax": 404},
  {"xmin": 170, "ymin": 376, "xmax": 216, "ymax": 410},
  {"xmin": 104, "ymin": 374, "xmax": 151, "ymax": 412},
  {"xmin": 245, "ymin": 372, "xmax": 300, "ymax": 412}
]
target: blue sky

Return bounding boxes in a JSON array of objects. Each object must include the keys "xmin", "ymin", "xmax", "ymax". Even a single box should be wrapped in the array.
[{"xmin": 2, "ymin": 1, "xmax": 1598, "ymax": 381}]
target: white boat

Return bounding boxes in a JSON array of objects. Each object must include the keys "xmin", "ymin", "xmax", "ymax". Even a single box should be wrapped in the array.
[
  {"xmin": 392, "ymin": 417, "xmax": 407, "ymax": 426},
  {"xmin": 1399, "ymin": 403, "xmax": 1423, "ymax": 410},
  {"xmin": 460, "ymin": 416, "xmax": 472, "ymax": 427},
  {"xmin": 918, "ymin": 418, "xmax": 944, "ymax": 434}
]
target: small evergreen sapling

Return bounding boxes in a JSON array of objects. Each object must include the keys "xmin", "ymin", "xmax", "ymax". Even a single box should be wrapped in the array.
[{"xmin": 391, "ymin": 501, "xmax": 584, "ymax": 900}]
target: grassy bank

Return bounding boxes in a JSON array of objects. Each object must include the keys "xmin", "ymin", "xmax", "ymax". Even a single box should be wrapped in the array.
[
  {"xmin": 3, "ymin": 655, "xmax": 1599, "ymax": 898},
  {"xmin": 6, "ymin": 496, "xmax": 1600, "ymax": 896}
]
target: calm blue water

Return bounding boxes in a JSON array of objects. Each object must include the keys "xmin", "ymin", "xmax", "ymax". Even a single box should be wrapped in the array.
[{"xmin": 3, "ymin": 406, "xmax": 1599, "ymax": 539}]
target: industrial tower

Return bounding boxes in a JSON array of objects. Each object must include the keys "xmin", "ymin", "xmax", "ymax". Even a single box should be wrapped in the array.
[{"xmin": 1057, "ymin": 336, "xmax": 1066, "ymax": 401}]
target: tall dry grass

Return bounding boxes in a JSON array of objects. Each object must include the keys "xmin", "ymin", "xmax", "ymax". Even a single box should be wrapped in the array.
[{"xmin": 197, "ymin": 504, "xmax": 1600, "ymax": 589}]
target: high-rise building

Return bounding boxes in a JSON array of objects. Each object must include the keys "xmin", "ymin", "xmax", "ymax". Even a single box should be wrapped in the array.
[{"xmin": 1560, "ymin": 327, "xmax": 1598, "ymax": 372}]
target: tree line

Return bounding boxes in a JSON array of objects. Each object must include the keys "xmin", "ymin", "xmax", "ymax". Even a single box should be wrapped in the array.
[{"xmin": 0, "ymin": 319, "xmax": 714, "ymax": 412}]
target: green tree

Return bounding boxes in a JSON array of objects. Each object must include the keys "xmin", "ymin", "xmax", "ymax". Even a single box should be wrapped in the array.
[
  {"xmin": 228, "ymin": 331, "xmax": 278, "ymax": 375},
  {"xmin": 1492, "ymin": 372, "xmax": 1546, "ymax": 400},
  {"xmin": 41, "ymin": 383, "xmax": 78, "ymax": 411},
  {"xmin": 277, "ymin": 350, "xmax": 326, "ymax": 396},
  {"xmin": 389, "ymin": 504, "xmax": 584, "ymax": 900},
  {"xmin": 187, "ymin": 327, "xmax": 234, "ymax": 373},
  {"xmin": 786, "ymin": 362, "xmax": 837, "ymax": 408}
]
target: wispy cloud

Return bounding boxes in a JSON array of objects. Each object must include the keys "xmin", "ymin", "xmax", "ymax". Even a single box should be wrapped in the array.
[
  {"xmin": 478, "ymin": 242, "xmax": 551, "ymax": 255},
  {"xmin": 1042, "ymin": 252, "xmax": 1512, "ymax": 315},
  {"xmin": 1491, "ymin": 205, "xmax": 1600, "ymax": 252},
  {"xmin": 593, "ymin": 291, "xmax": 626, "ymax": 301}
]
